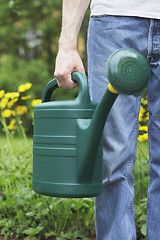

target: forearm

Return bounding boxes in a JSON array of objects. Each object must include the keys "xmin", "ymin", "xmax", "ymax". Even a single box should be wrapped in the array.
[
  {"xmin": 59, "ymin": 0, "xmax": 90, "ymax": 50},
  {"xmin": 54, "ymin": 0, "xmax": 90, "ymax": 89}
]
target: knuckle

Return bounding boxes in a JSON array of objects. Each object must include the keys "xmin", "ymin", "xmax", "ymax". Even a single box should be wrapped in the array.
[
  {"xmin": 54, "ymin": 72, "xmax": 57, "ymax": 77},
  {"xmin": 58, "ymin": 72, "xmax": 66, "ymax": 78}
]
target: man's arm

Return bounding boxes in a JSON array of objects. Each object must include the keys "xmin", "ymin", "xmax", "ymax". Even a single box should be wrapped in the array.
[{"xmin": 54, "ymin": 0, "xmax": 90, "ymax": 89}]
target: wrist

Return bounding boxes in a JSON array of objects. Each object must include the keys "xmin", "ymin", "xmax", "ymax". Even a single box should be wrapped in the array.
[{"xmin": 59, "ymin": 29, "xmax": 78, "ymax": 51}]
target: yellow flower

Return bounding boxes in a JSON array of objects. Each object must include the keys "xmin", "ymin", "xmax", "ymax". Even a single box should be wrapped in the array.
[
  {"xmin": 138, "ymin": 113, "xmax": 143, "ymax": 122},
  {"xmin": 5, "ymin": 92, "xmax": 20, "ymax": 99},
  {"xmin": 21, "ymin": 95, "xmax": 31, "ymax": 100},
  {"xmin": 143, "ymin": 133, "xmax": 148, "ymax": 141},
  {"xmin": 2, "ymin": 109, "xmax": 12, "ymax": 118},
  {"xmin": 138, "ymin": 104, "xmax": 149, "ymax": 123},
  {"xmin": 0, "ymin": 90, "xmax": 5, "ymax": 98},
  {"xmin": 31, "ymin": 99, "xmax": 42, "ymax": 107},
  {"xmin": 16, "ymin": 105, "xmax": 28, "ymax": 115},
  {"xmin": 138, "ymin": 133, "xmax": 148, "ymax": 142},
  {"xmin": 0, "ymin": 98, "xmax": 8, "ymax": 109},
  {"xmin": 18, "ymin": 83, "xmax": 32, "ymax": 92},
  {"xmin": 7, "ymin": 98, "xmax": 19, "ymax": 108},
  {"xmin": 8, "ymin": 119, "xmax": 16, "ymax": 130},
  {"xmin": 139, "ymin": 125, "xmax": 148, "ymax": 132},
  {"xmin": 141, "ymin": 98, "xmax": 148, "ymax": 105},
  {"xmin": 11, "ymin": 110, "xmax": 16, "ymax": 116},
  {"xmin": 138, "ymin": 135, "xmax": 144, "ymax": 142},
  {"xmin": 139, "ymin": 106, "xmax": 145, "ymax": 114},
  {"xmin": 143, "ymin": 116, "xmax": 149, "ymax": 121}
]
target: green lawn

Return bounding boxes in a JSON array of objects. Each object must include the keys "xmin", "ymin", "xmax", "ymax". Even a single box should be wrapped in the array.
[{"xmin": 0, "ymin": 136, "xmax": 149, "ymax": 240}]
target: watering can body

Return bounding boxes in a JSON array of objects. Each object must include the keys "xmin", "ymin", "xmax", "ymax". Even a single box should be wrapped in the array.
[
  {"xmin": 33, "ymin": 48, "xmax": 150, "ymax": 198},
  {"xmin": 33, "ymin": 73, "xmax": 103, "ymax": 197}
]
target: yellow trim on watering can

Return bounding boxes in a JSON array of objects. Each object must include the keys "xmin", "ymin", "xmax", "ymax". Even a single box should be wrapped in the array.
[{"xmin": 108, "ymin": 83, "xmax": 119, "ymax": 94}]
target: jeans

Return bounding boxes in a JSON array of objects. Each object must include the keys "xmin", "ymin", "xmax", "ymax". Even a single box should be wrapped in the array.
[{"xmin": 87, "ymin": 16, "xmax": 160, "ymax": 240}]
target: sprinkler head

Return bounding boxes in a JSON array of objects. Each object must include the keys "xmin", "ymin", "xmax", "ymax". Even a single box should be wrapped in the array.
[{"xmin": 106, "ymin": 48, "xmax": 150, "ymax": 96}]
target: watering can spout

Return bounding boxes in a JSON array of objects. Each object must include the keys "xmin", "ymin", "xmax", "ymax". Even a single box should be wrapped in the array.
[
  {"xmin": 76, "ymin": 48, "xmax": 151, "ymax": 182},
  {"xmin": 76, "ymin": 85, "xmax": 118, "ymax": 182}
]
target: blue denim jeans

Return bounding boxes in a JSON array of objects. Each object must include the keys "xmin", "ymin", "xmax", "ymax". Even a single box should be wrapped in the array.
[{"xmin": 87, "ymin": 16, "xmax": 160, "ymax": 240}]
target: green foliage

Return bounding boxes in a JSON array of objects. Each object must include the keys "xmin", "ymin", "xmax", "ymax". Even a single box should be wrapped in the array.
[
  {"xmin": 135, "ymin": 198, "xmax": 147, "ymax": 239},
  {"xmin": 0, "ymin": 0, "xmax": 88, "ymax": 101},
  {"xmin": 133, "ymin": 142, "xmax": 148, "ymax": 240},
  {"xmin": 0, "ymin": 56, "xmax": 50, "ymax": 99},
  {"xmin": 133, "ymin": 142, "xmax": 149, "ymax": 204},
  {"xmin": 0, "ymin": 0, "xmax": 61, "ymax": 98},
  {"xmin": 0, "ymin": 0, "xmax": 89, "ymax": 139},
  {"xmin": 0, "ymin": 137, "xmax": 149, "ymax": 239},
  {"xmin": 0, "ymin": 138, "xmax": 95, "ymax": 239},
  {"xmin": 0, "ymin": 0, "xmax": 62, "ymax": 64}
]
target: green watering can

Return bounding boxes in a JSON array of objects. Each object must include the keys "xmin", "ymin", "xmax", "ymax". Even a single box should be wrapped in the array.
[{"xmin": 33, "ymin": 48, "xmax": 150, "ymax": 198}]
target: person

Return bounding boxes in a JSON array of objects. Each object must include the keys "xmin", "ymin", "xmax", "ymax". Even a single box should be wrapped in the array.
[{"xmin": 54, "ymin": 1, "xmax": 160, "ymax": 239}]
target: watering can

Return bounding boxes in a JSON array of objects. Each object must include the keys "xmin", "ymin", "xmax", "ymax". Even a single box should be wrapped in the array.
[{"xmin": 33, "ymin": 48, "xmax": 150, "ymax": 198}]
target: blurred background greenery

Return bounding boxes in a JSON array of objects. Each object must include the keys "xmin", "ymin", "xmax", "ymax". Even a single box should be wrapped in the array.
[{"xmin": 0, "ymin": 0, "xmax": 89, "ymax": 136}]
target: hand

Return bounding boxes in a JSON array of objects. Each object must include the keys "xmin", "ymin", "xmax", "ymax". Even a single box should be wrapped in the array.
[{"xmin": 54, "ymin": 48, "xmax": 85, "ymax": 89}]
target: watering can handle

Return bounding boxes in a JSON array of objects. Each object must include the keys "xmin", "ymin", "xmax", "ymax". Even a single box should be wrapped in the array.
[{"xmin": 42, "ymin": 72, "xmax": 90, "ymax": 103}]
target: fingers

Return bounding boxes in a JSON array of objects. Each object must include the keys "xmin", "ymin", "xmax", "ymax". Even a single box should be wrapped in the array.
[
  {"xmin": 54, "ymin": 49, "xmax": 85, "ymax": 90},
  {"xmin": 54, "ymin": 71, "xmax": 77, "ymax": 89}
]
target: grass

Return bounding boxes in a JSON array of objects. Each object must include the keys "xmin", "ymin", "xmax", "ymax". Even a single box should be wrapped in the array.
[
  {"xmin": 133, "ymin": 142, "xmax": 149, "ymax": 240},
  {"xmin": 0, "ymin": 136, "xmax": 149, "ymax": 240},
  {"xmin": 0, "ymin": 135, "xmax": 33, "ymax": 149},
  {"xmin": 133, "ymin": 141, "xmax": 149, "ymax": 203},
  {"xmin": 0, "ymin": 136, "xmax": 95, "ymax": 239}
]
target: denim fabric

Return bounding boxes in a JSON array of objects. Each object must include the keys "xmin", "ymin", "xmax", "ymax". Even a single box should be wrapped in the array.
[{"xmin": 87, "ymin": 16, "xmax": 160, "ymax": 240}]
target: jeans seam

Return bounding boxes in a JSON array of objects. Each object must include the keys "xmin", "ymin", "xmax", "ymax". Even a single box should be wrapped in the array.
[
  {"xmin": 126, "ymin": 121, "xmax": 137, "ymax": 240},
  {"xmin": 146, "ymin": 118, "xmax": 152, "ymax": 239},
  {"xmin": 147, "ymin": 19, "xmax": 154, "ymax": 61},
  {"xmin": 146, "ymin": 21, "xmax": 153, "ymax": 238}
]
